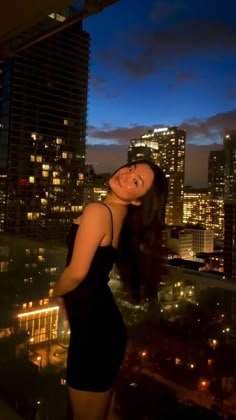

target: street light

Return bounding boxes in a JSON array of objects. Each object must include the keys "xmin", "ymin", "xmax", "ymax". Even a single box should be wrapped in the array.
[{"xmin": 37, "ymin": 355, "xmax": 42, "ymax": 371}]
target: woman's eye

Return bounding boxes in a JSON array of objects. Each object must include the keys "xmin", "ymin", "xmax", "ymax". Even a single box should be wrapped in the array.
[
  {"xmin": 134, "ymin": 179, "xmax": 138, "ymax": 186},
  {"xmin": 129, "ymin": 166, "xmax": 132, "ymax": 171}
]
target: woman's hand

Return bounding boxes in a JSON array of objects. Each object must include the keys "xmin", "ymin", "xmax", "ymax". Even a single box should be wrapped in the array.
[{"xmin": 55, "ymin": 296, "xmax": 68, "ymax": 321}]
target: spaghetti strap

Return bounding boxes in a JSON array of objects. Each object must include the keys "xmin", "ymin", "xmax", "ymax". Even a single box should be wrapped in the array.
[{"xmin": 100, "ymin": 202, "xmax": 114, "ymax": 243}]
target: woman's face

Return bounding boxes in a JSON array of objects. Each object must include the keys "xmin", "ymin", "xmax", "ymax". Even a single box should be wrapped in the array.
[{"xmin": 109, "ymin": 163, "xmax": 154, "ymax": 204}]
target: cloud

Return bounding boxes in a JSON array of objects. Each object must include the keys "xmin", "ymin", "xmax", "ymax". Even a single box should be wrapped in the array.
[
  {"xmin": 87, "ymin": 123, "xmax": 150, "ymax": 143},
  {"xmin": 150, "ymin": 1, "xmax": 183, "ymax": 22},
  {"xmin": 181, "ymin": 108, "xmax": 236, "ymax": 144},
  {"xmin": 99, "ymin": 19, "xmax": 236, "ymax": 79},
  {"xmin": 86, "ymin": 108, "xmax": 236, "ymax": 185},
  {"xmin": 88, "ymin": 108, "xmax": 236, "ymax": 146},
  {"xmin": 89, "ymin": 75, "xmax": 121, "ymax": 99}
]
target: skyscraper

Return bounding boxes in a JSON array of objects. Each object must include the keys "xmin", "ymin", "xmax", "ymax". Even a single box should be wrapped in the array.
[
  {"xmin": 207, "ymin": 150, "xmax": 225, "ymax": 240},
  {"xmin": 183, "ymin": 187, "xmax": 208, "ymax": 226},
  {"xmin": 208, "ymin": 150, "xmax": 225, "ymax": 198},
  {"xmin": 224, "ymin": 130, "xmax": 236, "ymax": 279},
  {"xmin": 128, "ymin": 127, "xmax": 186, "ymax": 225},
  {"xmin": 0, "ymin": 19, "xmax": 89, "ymax": 242}
]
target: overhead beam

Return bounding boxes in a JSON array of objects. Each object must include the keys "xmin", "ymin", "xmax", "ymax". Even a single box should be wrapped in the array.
[{"xmin": 0, "ymin": 0, "xmax": 119, "ymax": 59}]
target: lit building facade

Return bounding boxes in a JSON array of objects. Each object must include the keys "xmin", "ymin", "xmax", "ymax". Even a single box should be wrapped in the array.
[
  {"xmin": 206, "ymin": 198, "xmax": 224, "ymax": 240},
  {"xmin": 166, "ymin": 226, "xmax": 214, "ymax": 259},
  {"xmin": 17, "ymin": 304, "xmax": 59, "ymax": 344},
  {"xmin": 0, "ymin": 19, "xmax": 89, "ymax": 242},
  {"xmin": 190, "ymin": 228, "xmax": 214, "ymax": 255},
  {"xmin": 128, "ymin": 127, "xmax": 186, "ymax": 226},
  {"xmin": 224, "ymin": 130, "xmax": 236, "ymax": 279},
  {"xmin": 183, "ymin": 187, "xmax": 208, "ymax": 226},
  {"xmin": 207, "ymin": 150, "xmax": 225, "ymax": 241},
  {"xmin": 0, "ymin": 172, "xmax": 7, "ymax": 232},
  {"xmin": 83, "ymin": 168, "xmax": 110, "ymax": 205},
  {"xmin": 0, "ymin": 233, "xmax": 66, "ymax": 336},
  {"xmin": 166, "ymin": 227, "xmax": 193, "ymax": 260}
]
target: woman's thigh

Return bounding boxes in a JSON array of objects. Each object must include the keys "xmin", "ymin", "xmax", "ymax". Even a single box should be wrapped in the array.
[{"xmin": 68, "ymin": 386, "xmax": 113, "ymax": 420}]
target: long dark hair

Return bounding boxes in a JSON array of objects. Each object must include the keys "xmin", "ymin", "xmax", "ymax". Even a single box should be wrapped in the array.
[{"xmin": 116, "ymin": 159, "xmax": 168, "ymax": 301}]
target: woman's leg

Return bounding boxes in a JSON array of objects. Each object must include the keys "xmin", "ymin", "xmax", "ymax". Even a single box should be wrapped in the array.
[{"xmin": 68, "ymin": 385, "xmax": 113, "ymax": 420}]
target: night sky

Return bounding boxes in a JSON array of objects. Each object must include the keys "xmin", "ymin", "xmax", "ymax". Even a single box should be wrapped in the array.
[{"xmin": 83, "ymin": 0, "xmax": 236, "ymax": 186}]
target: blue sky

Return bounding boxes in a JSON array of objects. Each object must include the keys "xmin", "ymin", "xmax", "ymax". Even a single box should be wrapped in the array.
[{"xmin": 83, "ymin": 0, "xmax": 236, "ymax": 186}]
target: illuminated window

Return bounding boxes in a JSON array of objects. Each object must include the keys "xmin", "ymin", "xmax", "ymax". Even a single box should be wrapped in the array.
[
  {"xmin": 38, "ymin": 255, "xmax": 45, "ymax": 262},
  {"xmin": 30, "ymin": 155, "xmax": 35, "ymax": 162},
  {"xmin": 56, "ymin": 137, "xmax": 63, "ymax": 144},
  {"xmin": 53, "ymin": 171, "xmax": 58, "ymax": 177},
  {"xmin": 39, "ymin": 300, "xmax": 43, "ymax": 306},
  {"xmin": 29, "ymin": 302, "xmax": 33, "ymax": 308},
  {"xmin": 60, "ymin": 207, "xmax": 66, "ymax": 212},
  {"xmin": 62, "ymin": 152, "xmax": 67, "ymax": 159},
  {"xmin": 29, "ymin": 176, "xmax": 35, "ymax": 183},
  {"xmin": 53, "ymin": 179, "xmax": 61, "ymax": 185},
  {"xmin": 41, "ymin": 199, "xmax": 47, "ymax": 205},
  {"xmin": 36, "ymin": 156, "xmax": 42, "ymax": 162},
  {"xmin": 44, "ymin": 299, "xmax": 49, "ymax": 305},
  {"xmin": 42, "ymin": 171, "xmax": 49, "ymax": 177},
  {"xmin": 31, "ymin": 133, "xmax": 37, "ymax": 140},
  {"xmin": 42, "ymin": 164, "xmax": 50, "ymax": 170},
  {"xmin": 56, "ymin": 13, "xmax": 66, "ymax": 22},
  {"xmin": 48, "ymin": 12, "xmax": 66, "ymax": 22},
  {"xmin": 22, "ymin": 303, "xmax": 27, "ymax": 309},
  {"xmin": 64, "ymin": 119, "xmax": 68, "ymax": 125},
  {"xmin": 61, "ymin": 378, "xmax": 67, "ymax": 385},
  {"xmin": 49, "ymin": 289, "xmax": 54, "ymax": 297},
  {"xmin": 27, "ymin": 212, "xmax": 40, "ymax": 220},
  {"xmin": 39, "ymin": 248, "xmax": 45, "ymax": 253},
  {"xmin": 71, "ymin": 205, "xmax": 82, "ymax": 212}
]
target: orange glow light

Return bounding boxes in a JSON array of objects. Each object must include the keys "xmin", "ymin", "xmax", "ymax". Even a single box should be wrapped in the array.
[{"xmin": 18, "ymin": 305, "xmax": 59, "ymax": 318}]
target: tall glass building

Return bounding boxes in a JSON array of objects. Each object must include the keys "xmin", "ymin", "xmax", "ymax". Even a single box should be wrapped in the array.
[
  {"xmin": 224, "ymin": 130, "xmax": 236, "ymax": 279},
  {"xmin": 0, "ymin": 18, "xmax": 89, "ymax": 242},
  {"xmin": 128, "ymin": 127, "xmax": 186, "ymax": 226}
]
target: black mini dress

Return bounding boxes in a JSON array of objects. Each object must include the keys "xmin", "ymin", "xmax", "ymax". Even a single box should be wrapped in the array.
[{"xmin": 63, "ymin": 203, "xmax": 127, "ymax": 392}]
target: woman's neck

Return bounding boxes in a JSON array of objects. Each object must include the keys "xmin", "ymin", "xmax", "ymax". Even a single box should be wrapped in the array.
[{"xmin": 104, "ymin": 192, "xmax": 129, "ymax": 208}]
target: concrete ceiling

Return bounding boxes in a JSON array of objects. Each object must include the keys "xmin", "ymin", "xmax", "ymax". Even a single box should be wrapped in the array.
[{"xmin": 0, "ymin": 0, "xmax": 118, "ymax": 58}]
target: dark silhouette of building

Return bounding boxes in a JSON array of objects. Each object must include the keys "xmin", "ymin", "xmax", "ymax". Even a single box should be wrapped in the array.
[
  {"xmin": 224, "ymin": 130, "xmax": 236, "ymax": 279},
  {"xmin": 208, "ymin": 150, "xmax": 225, "ymax": 199},
  {"xmin": 0, "ymin": 16, "xmax": 89, "ymax": 242}
]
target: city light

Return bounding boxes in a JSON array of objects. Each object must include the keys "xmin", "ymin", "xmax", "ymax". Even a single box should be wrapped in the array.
[{"xmin": 18, "ymin": 306, "xmax": 59, "ymax": 318}]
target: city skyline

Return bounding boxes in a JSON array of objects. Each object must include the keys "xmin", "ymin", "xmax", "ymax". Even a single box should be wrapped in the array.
[{"xmin": 84, "ymin": 0, "xmax": 236, "ymax": 186}]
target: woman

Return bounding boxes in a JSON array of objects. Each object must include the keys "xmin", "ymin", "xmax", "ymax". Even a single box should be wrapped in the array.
[{"xmin": 53, "ymin": 159, "xmax": 168, "ymax": 420}]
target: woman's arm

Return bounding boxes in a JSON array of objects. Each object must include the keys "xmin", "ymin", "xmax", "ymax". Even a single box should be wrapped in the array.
[{"xmin": 53, "ymin": 203, "xmax": 108, "ymax": 297}]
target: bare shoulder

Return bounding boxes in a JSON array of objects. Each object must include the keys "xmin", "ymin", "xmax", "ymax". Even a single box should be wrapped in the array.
[{"xmin": 75, "ymin": 202, "xmax": 110, "ymax": 224}]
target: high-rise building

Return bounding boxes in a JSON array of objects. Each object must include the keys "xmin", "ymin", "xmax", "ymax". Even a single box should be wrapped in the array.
[
  {"xmin": 207, "ymin": 150, "xmax": 225, "ymax": 241},
  {"xmin": 128, "ymin": 127, "xmax": 186, "ymax": 225},
  {"xmin": 224, "ymin": 130, "xmax": 236, "ymax": 279},
  {"xmin": 183, "ymin": 187, "xmax": 208, "ymax": 226},
  {"xmin": 0, "ymin": 171, "xmax": 7, "ymax": 232},
  {"xmin": 206, "ymin": 198, "xmax": 224, "ymax": 240},
  {"xmin": 0, "ymin": 18, "xmax": 89, "ymax": 242},
  {"xmin": 208, "ymin": 150, "xmax": 225, "ymax": 198}
]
